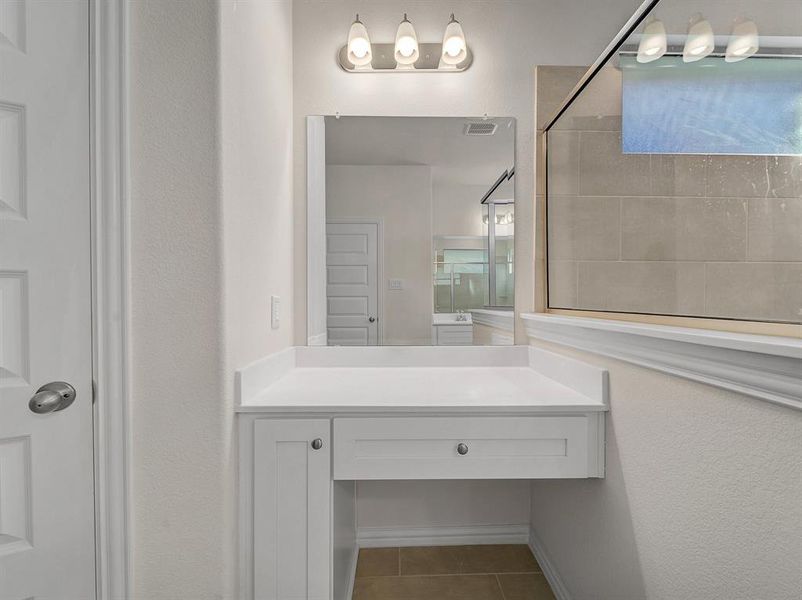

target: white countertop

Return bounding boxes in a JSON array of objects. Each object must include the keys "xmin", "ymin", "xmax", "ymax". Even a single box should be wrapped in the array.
[{"xmin": 236, "ymin": 345, "xmax": 608, "ymax": 414}]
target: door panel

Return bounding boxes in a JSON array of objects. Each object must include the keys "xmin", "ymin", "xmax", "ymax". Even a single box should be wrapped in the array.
[
  {"xmin": 326, "ymin": 223, "xmax": 378, "ymax": 346},
  {"xmin": 0, "ymin": 1, "xmax": 94, "ymax": 597},
  {"xmin": 254, "ymin": 419, "xmax": 331, "ymax": 600}
]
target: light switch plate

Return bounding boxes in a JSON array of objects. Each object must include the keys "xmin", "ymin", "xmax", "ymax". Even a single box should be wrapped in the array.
[
  {"xmin": 388, "ymin": 279, "xmax": 404, "ymax": 290},
  {"xmin": 271, "ymin": 295, "xmax": 280, "ymax": 329}
]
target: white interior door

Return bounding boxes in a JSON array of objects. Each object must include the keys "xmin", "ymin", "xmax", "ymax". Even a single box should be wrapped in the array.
[
  {"xmin": 0, "ymin": 1, "xmax": 95, "ymax": 598},
  {"xmin": 326, "ymin": 222, "xmax": 379, "ymax": 346}
]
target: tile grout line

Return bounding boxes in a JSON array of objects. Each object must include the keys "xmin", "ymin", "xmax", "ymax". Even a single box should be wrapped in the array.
[
  {"xmin": 357, "ymin": 571, "xmax": 542, "ymax": 579},
  {"xmin": 495, "ymin": 573, "xmax": 508, "ymax": 600}
]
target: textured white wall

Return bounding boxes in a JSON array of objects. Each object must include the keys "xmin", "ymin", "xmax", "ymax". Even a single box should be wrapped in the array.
[
  {"xmin": 130, "ymin": 0, "xmax": 294, "ymax": 598},
  {"xmin": 129, "ymin": 2, "xmax": 226, "ymax": 598},
  {"xmin": 529, "ymin": 340, "xmax": 802, "ymax": 600}
]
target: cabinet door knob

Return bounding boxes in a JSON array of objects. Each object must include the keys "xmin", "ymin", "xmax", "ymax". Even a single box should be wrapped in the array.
[
  {"xmin": 456, "ymin": 442, "xmax": 469, "ymax": 455},
  {"xmin": 311, "ymin": 438, "xmax": 323, "ymax": 450}
]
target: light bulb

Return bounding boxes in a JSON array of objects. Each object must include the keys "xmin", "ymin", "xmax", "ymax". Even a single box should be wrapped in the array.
[
  {"xmin": 394, "ymin": 14, "xmax": 419, "ymax": 66},
  {"xmin": 347, "ymin": 15, "xmax": 372, "ymax": 67},
  {"xmin": 444, "ymin": 36, "xmax": 463, "ymax": 57},
  {"xmin": 637, "ymin": 16, "xmax": 667, "ymax": 63},
  {"xmin": 726, "ymin": 18, "xmax": 759, "ymax": 62},
  {"xmin": 397, "ymin": 36, "xmax": 416, "ymax": 57},
  {"xmin": 441, "ymin": 14, "xmax": 467, "ymax": 66},
  {"xmin": 683, "ymin": 13, "xmax": 714, "ymax": 63}
]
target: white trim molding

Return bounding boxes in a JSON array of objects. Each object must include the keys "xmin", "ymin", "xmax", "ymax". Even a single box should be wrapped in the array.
[
  {"xmin": 470, "ymin": 309, "xmax": 515, "ymax": 332},
  {"xmin": 528, "ymin": 526, "xmax": 571, "ymax": 600},
  {"xmin": 522, "ymin": 313, "xmax": 802, "ymax": 411},
  {"xmin": 92, "ymin": 0, "xmax": 131, "ymax": 598}
]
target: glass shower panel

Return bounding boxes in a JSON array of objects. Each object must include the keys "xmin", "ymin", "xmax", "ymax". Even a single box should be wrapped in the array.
[
  {"xmin": 494, "ymin": 206, "xmax": 514, "ymax": 307},
  {"xmin": 546, "ymin": 0, "xmax": 802, "ymax": 325}
]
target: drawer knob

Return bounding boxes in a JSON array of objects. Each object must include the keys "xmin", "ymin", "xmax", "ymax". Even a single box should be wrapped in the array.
[
  {"xmin": 456, "ymin": 442, "xmax": 469, "ymax": 455},
  {"xmin": 311, "ymin": 438, "xmax": 323, "ymax": 450}
]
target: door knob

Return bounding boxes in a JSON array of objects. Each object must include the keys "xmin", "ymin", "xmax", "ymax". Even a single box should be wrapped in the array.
[
  {"xmin": 368, "ymin": 317, "xmax": 376, "ymax": 323},
  {"xmin": 311, "ymin": 438, "xmax": 324, "ymax": 450},
  {"xmin": 28, "ymin": 382, "xmax": 76, "ymax": 414}
]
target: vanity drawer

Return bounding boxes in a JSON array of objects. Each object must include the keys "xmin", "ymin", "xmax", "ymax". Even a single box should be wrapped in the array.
[{"xmin": 333, "ymin": 416, "xmax": 595, "ymax": 480}]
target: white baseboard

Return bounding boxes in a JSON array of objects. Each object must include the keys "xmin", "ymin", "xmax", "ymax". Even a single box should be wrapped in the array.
[
  {"xmin": 356, "ymin": 523, "xmax": 530, "ymax": 548},
  {"xmin": 529, "ymin": 526, "xmax": 571, "ymax": 600}
]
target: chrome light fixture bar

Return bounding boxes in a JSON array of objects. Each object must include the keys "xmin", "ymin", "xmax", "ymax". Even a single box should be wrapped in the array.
[{"xmin": 338, "ymin": 13, "xmax": 473, "ymax": 73}]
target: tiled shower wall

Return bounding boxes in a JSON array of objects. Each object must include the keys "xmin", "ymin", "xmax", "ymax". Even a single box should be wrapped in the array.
[{"xmin": 547, "ymin": 124, "xmax": 802, "ymax": 323}]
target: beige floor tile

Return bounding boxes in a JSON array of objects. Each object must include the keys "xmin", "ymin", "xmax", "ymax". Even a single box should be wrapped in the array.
[
  {"xmin": 497, "ymin": 573, "xmax": 556, "ymax": 600},
  {"xmin": 400, "ymin": 545, "xmax": 464, "ymax": 575},
  {"xmin": 353, "ymin": 574, "xmax": 504, "ymax": 600},
  {"xmin": 459, "ymin": 544, "xmax": 541, "ymax": 574},
  {"xmin": 355, "ymin": 547, "xmax": 399, "ymax": 578},
  {"xmin": 399, "ymin": 544, "xmax": 540, "ymax": 576}
]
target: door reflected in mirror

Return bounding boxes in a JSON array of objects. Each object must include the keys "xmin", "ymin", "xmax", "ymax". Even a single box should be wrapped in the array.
[{"xmin": 307, "ymin": 116, "xmax": 515, "ymax": 346}]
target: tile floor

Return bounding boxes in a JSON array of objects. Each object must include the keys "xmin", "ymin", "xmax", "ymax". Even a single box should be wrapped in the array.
[{"xmin": 352, "ymin": 544, "xmax": 556, "ymax": 600}]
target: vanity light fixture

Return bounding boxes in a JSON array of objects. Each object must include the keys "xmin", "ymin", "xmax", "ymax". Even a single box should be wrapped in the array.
[
  {"xmin": 394, "ymin": 14, "xmax": 420, "ymax": 68},
  {"xmin": 683, "ymin": 13, "xmax": 714, "ymax": 62},
  {"xmin": 440, "ymin": 13, "xmax": 467, "ymax": 66},
  {"xmin": 725, "ymin": 18, "xmax": 759, "ymax": 62},
  {"xmin": 636, "ymin": 16, "xmax": 667, "ymax": 63},
  {"xmin": 338, "ymin": 13, "xmax": 472, "ymax": 73},
  {"xmin": 346, "ymin": 14, "xmax": 372, "ymax": 67}
]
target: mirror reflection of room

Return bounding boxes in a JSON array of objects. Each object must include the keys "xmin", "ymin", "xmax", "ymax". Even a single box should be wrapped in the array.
[{"xmin": 322, "ymin": 116, "xmax": 515, "ymax": 346}]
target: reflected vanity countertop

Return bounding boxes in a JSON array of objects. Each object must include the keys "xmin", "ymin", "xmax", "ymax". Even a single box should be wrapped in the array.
[
  {"xmin": 432, "ymin": 313, "xmax": 473, "ymax": 326},
  {"xmin": 235, "ymin": 345, "xmax": 608, "ymax": 414}
]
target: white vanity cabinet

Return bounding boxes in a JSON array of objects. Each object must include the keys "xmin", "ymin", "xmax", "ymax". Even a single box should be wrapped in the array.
[
  {"xmin": 237, "ymin": 346, "xmax": 609, "ymax": 600},
  {"xmin": 245, "ymin": 419, "xmax": 332, "ymax": 600}
]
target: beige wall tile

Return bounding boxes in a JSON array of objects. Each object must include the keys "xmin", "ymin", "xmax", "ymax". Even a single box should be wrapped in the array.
[
  {"xmin": 547, "ymin": 131, "xmax": 579, "ymax": 196},
  {"xmin": 548, "ymin": 196, "xmax": 620, "ymax": 260},
  {"xmin": 622, "ymin": 197, "xmax": 747, "ymax": 261},
  {"xmin": 748, "ymin": 198, "xmax": 802, "ymax": 261},
  {"xmin": 705, "ymin": 263, "xmax": 802, "ymax": 323},
  {"xmin": 535, "ymin": 66, "xmax": 587, "ymax": 129},
  {"xmin": 766, "ymin": 156, "xmax": 802, "ymax": 198},
  {"xmin": 579, "ymin": 131, "xmax": 651, "ymax": 196},
  {"xmin": 548, "ymin": 261, "xmax": 577, "ymax": 307},
  {"xmin": 706, "ymin": 155, "xmax": 768, "ymax": 198},
  {"xmin": 577, "ymin": 261, "xmax": 705, "ymax": 315},
  {"xmin": 650, "ymin": 155, "xmax": 707, "ymax": 197}
]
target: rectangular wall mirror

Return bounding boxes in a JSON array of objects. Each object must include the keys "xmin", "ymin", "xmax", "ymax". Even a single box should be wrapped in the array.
[{"xmin": 307, "ymin": 116, "xmax": 516, "ymax": 346}]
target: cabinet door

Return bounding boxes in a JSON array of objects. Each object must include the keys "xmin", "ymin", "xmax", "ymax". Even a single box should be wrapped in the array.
[{"xmin": 254, "ymin": 419, "xmax": 331, "ymax": 600}]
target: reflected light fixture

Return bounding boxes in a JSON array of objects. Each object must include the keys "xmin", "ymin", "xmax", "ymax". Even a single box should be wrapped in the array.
[
  {"xmin": 683, "ymin": 13, "xmax": 714, "ymax": 62},
  {"xmin": 637, "ymin": 16, "xmax": 667, "ymax": 63},
  {"xmin": 440, "ymin": 13, "xmax": 467, "ymax": 66},
  {"xmin": 347, "ymin": 14, "xmax": 372, "ymax": 67},
  {"xmin": 394, "ymin": 13, "xmax": 420, "ymax": 68},
  {"xmin": 726, "ymin": 18, "xmax": 759, "ymax": 62}
]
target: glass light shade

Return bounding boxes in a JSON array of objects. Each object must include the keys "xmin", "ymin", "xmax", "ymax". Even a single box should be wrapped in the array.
[
  {"xmin": 637, "ymin": 17, "xmax": 667, "ymax": 63},
  {"xmin": 394, "ymin": 15, "xmax": 419, "ymax": 66},
  {"xmin": 347, "ymin": 16, "xmax": 372, "ymax": 67},
  {"xmin": 441, "ymin": 15, "xmax": 467, "ymax": 65},
  {"xmin": 726, "ymin": 18, "xmax": 759, "ymax": 62},
  {"xmin": 683, "ymin": 14, "xmax": 714, "ymax": 62}
]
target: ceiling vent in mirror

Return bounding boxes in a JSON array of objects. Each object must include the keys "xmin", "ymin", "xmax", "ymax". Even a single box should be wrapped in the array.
[{"xmin": 464, "ymin": 122, "xmax": 497, "ymax": 136}]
